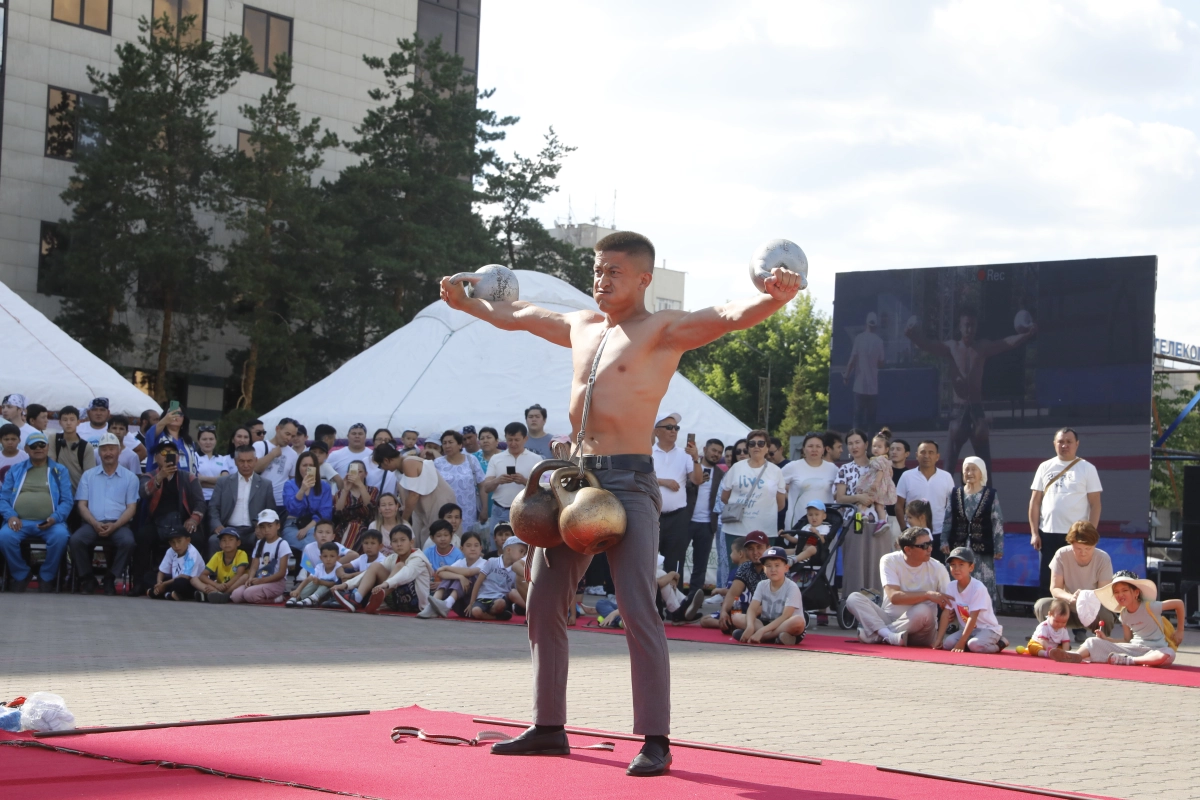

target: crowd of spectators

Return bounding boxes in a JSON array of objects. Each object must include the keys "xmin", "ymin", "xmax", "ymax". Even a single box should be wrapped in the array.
[{"xmin": 0, "ymin": 392, "xmax": 1182, "ymax": 666}]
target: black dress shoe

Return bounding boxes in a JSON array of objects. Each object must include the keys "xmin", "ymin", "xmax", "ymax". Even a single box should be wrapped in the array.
[
  {"xmin": 103, "ymin": 578, "xmax": 117, "ymax": 597},
  {"xmin": 627, "ymin": 742, "xmax": 672, "ymax": 777},
  {"xmin": 490, "ymin": 726, "xmax": 570, "ymax": 756},
  {"xmin": 12, "ymin": 578, "xmax": 29, "ymax": 593},
  {"xmin": 38, "ymin": 579, "xmax": 55, "ymax": 593},
  {"xmin": 78, "ymin": 576, "xmax": 97, "ymax": 595}
]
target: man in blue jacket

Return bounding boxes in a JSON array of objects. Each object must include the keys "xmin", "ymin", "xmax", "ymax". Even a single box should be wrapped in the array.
[{"xmin": 0, "ymin": 431, "xmax": 74, "ymax": 592}]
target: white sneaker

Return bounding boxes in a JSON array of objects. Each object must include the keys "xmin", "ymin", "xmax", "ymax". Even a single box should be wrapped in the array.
[
  {"xmin": 584, "ymin": 585, "xmax": 607, "ymax": 596},
  {"xmin": 881, "ymin": 627, "xmax": 907, "ymax": 647},
  {"xmin": 1108, "ymin": 653, "xmax": 1134, "ymax": 666},
  {"xmin": 430, "ymin": 596, "xmax": 450, "ymax": 618},
  {"xmin": 416, "ymin": 603, "xmax": 437, "ymax": 619}
]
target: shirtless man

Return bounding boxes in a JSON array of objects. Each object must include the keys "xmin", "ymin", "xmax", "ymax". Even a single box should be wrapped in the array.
[
  {"xmin": 440, "ymin": 231, "xmax": 803, "ymax": 777},
  {"xmin": 906, "ymin": 310, "xmax": 1036, "ymax": 476}
]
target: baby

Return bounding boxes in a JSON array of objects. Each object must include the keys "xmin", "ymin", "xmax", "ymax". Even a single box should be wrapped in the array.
[
  {"xmin": 855, "ymin": 432, "xmax": 896, "ymax": 530},
  {"xmin": 1017, "ymin": 597, "xmax": 1072, "ymax": 657}
]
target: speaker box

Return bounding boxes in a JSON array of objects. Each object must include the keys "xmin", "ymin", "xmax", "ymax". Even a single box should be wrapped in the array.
[{"xmin": 1181, "ymin": 466, "xmax": 1200, "ymax": 583}]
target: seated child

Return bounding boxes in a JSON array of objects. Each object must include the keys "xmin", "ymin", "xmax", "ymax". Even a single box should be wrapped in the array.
[
  {"xmin": 782, "ymin": 501, "xmax": 829, "ymax": 564},
  {"xmin": 335, "ymin": 524, "xmax": 432, "ymax": 615},
  {"xmin": 1017, "ymin": 598, "xmax": 1072, "ymax": 657},
  {"xmin": 339, "ymin": 530, "xmax": 385, "ymax": 581},
  {"xmin": 1050, "ymin": 570, "xmax": 1185, "ymax": 667},
  {"xmin": 288, "ymin": 541, "xmax": 341, "ymax": 607},
  {"xmin": 298, "ymin": 519, "xmax": 357, "ymax": 578},
  {"xmin": 194, "ymin": 527, "xmax": 249, "ymax": 603},
  {"xmin": 485, "ymin": 523, "xmax": 511, "ymax": 558},
  {"xmin": 933, "ymin": 547, "xmax": 1006, "ymax": 653},
  {"xmin": 701, "ymin": 536, "xmax": 746, "ymax": 627},
  {"xmin": 423, "ymin": 531, "xmax": 485, "ymax": 618},
  {"xmin": 469, "ymin": 536, "xmax": 528, "ymax": 621},
  {"xmin": 657, "ymin": 554, "xmax": 704, "ymax": 623},
  {"xmin": 438, "ymin": 502, "xmax": 464, "ymax": 547},
  {"xmin": 423, "ymin": 520, "xmax": 464, "ymax": 571},
  {"xmin": 149, "ymin": 531, "xmax": 204, "ymax": 601},
  {"xmin": 734, "ymin": 546, "xmax": 806, "ymax": 645},
  {"xmin": 231, "ymin": 511, "xmax": 292, "ymax": 604}
]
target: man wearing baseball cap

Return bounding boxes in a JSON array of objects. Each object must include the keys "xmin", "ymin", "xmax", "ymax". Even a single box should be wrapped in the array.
[
  {"xmin": 69, "ymin": 433, "xmax": 140, "ymax": 595},
  {"xmin": 1, "ymin": 394, "xmax": 40, "ymax": 449},
  {"xmin": 132, "ymin": 438, "xmax": 206, "ymax": 595},
  {"xmin": 0, "ymin": 432, "xmax": 74, "ymax": 592},
  {"xmin": 716, "ymin": 531, "xmax": 771, "ymax": 633}
]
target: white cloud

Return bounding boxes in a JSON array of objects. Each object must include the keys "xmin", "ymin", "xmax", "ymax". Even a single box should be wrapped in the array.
[{"xmin": 479, "ymin": 0, "xmax": 1200, "ymax": 342}]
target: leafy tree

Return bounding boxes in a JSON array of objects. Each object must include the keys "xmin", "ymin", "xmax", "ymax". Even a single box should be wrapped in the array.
[
  {"xmin": 322, "ymin": 35, "xmax": 513, "ymax": 358},
  {"xmin": 679, "ymin": 294, "xmax": 831, "ymax": 436},
  {"xmin": 220, "ymin": 56, "xmax": 340, "ymax": 411},
  {"xmin": 55, "ymin": 13, "xmax": 254, "ymax": 400},
  {"xmin": 484, "ymin": 128, "xmax": 593, "ymax": 292},
  {"xmin": 1152, "ymin": 372, "xmax": 1200, "ymax": 514}
]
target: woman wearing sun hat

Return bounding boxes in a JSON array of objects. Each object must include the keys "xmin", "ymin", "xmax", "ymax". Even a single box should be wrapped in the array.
[{"xmin": 1049, "ymin": 571, "xmax": 1185, "ymax": 667}]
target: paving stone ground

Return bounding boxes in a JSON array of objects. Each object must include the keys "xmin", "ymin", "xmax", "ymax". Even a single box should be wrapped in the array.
[{"xmin": 2, "ymin": 594, "xmax": 1198, "ymax": 800}]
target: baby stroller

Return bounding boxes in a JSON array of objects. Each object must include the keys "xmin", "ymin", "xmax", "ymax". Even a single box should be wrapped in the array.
[{"xmin": 787, "ymin": 503, "xmax": 858, "ymax": 629}]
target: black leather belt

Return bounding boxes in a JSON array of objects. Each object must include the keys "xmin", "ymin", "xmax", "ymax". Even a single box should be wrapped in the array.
[{"xmin": 579, "ymin": 454, "xmax": 655, "ymax": 473}]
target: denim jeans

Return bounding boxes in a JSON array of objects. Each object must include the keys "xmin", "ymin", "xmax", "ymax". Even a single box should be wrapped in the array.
[{"xmin": 0, "ymin": 519, "xmax": 70, "ymax": 582}]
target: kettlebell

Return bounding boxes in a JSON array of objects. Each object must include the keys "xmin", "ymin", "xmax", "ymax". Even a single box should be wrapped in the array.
[
  {"xmin": 509, "ymin": 459, "xmax": 575, "ymax": 549},
  {"xmin": 556, "ymin": 469, "xmax": 628, "ymax": 555}
]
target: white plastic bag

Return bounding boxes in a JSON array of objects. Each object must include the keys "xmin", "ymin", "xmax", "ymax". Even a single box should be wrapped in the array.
[
  {"xmin": 1076, "ymin": 589, "xmax": 1101, "ymax": 628},
  {"xmin": 19, "ymin": 692, "xmax": 75, "ymax": 732}
]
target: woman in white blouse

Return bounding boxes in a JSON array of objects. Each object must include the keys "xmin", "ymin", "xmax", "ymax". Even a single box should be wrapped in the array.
[
  {"xmin": 780, "ymin": 432, "xmax": 839, "ymax": 530},
  {"xmin": 720, "ymin": 429, "xmax": 786, "ymax": 540}
]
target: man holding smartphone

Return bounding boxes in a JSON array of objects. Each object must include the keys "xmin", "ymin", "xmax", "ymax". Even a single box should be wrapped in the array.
[
  {"xmin": 133, "ymin": 439, "xmax": 205, "ymax": 593},
  {"xmin": 684, "ymin": 438, "xmax": 726, "ymax": 593},
  {"xmin": 481, "ymin": 422, "xmax": 542, "ymax": 535},
  {"xmin": 652, "ymin": 413, "xmax": 702, "ymax": 586}
]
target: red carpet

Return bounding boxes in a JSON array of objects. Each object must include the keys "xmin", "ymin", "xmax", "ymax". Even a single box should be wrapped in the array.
[
  {"xmin": 0, "ymin": 706, "xmax": 1115, "ymax": 800},
  {"xmin": 574, "ymin": 620, "xmax": 1200, "ymax": 688}
]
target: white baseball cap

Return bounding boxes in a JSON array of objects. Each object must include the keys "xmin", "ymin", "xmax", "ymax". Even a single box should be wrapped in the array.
[
  {"xmin": 97, "ymin": 432, "xmax": 122, "ymax": 448},
  {"xmin": 657, "ymin": 412, "xmax": 682, "ymax": 426},
  {"xmin": 256, "ymin": 509, "xmax": 280, "ymax": 525}
]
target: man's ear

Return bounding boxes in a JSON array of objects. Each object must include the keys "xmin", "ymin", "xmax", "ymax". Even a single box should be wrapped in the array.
[{"xmin": 640, "ymin": 268, "xmax": 654, "ymax": 291}]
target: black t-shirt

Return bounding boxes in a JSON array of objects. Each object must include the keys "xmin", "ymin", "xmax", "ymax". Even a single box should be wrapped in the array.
[
  {"xmin": 734, "ymin": 561, "xmax": 765, "ymax": 597},
  {"xmin": 886, "ymin": 465, "xmax": 910, "ymax": 517},
  {"xmin": 154, "ymin": 475, "xmax": 181, "ymax": 520}
]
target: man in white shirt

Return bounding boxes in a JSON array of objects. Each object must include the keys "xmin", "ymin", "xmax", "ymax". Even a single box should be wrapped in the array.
[
  {"xmin": 1, "ymin": 394, "xmax": 41, "ymax": 448},
  {"xmin": 845, "ymin": 526, "xmax": 951, "ymax": 647},
  {"xmin": 1028, "ymin": 427, "xmax": 1102, "ymax": 596},
  {"xmin": 651, "ymin": 412, "xmax": 702, "ymax": 584},
  {"xmin": 327, "ymin": 423, "xmax": 378, "ymax": 480},
  {"xmin": 843, "ymin": 312, "xmax": 885, "ymax": 431},
  {"xmin": 895, "ymin": 440, "xmax": 956, "ymax": 547},
  {"xmin": 482, "ymin": 422, "xmax": 543, "ymax": 534},
  {"xmin": 77, "ymin": 397, "xmax": 147, "ymax": 462},
  {"xmin": 208, "ymin": 446, "xmax": 275, "ymax": 553},
  {"xmin": 255, "ymin": 418, "xmax": 300, "ymax": 506}
]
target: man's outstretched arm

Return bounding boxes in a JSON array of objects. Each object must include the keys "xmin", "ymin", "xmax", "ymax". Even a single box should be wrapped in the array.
[
  {"xmin": 439, "ymin": 275, "xmax": 575, "ymax": 348},
  {"xmin": 661, "ymin": 267, "xmax": 803, "ymax": 352}
]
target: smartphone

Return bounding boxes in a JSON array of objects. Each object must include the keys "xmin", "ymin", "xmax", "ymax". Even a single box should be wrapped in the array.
[
  {"xmin": 506, "ymin": 466, "xmax": 516, "ymax": 476},
  {"xmin": 167, "ymin": 400, "xmax": 180, "ymax": 414},
  {"xmin": 687, "ymin": 432, "xmax": 696, "ymax": 446},
  {"xmin": 307, "ymin": 466, "xmax": 316, "ymax": 478},
  {"xmin": 164, "ymin": 453, "xmax": 177, "ymax": 464}
]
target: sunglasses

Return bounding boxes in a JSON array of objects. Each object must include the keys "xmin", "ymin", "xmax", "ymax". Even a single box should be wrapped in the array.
[
  {"xmin": 656, "ymin": 425, "xmax": 680, "ymax": 431},
  {"xmin": 748, "ymin": 440, "xmax": 767, "ymax": 447},
  {"xmin": 908, "ymin": 541, "xmax": 934, "ymax": 550},
  {"xmin": 734, "ymin": 449, "xmax": 748, "ymax": 455},
  {"xmin": 27, "ymin": 442, "xmax": 47, "ymax": 450},
  {"xmin": 198, "ymin": 425, "xmax": 216, "ymax": 434}
]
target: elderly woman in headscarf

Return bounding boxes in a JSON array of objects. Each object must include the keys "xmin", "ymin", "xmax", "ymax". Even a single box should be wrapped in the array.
[{"xmin": 941, "ymin": 456, "xmax": 1005, "ymax": 604}]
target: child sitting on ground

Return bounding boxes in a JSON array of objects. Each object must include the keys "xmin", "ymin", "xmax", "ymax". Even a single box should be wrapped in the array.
[
  {"xmin": 933, "ymin": 547, "xmax": 1007, "ymax": 653},
  {"xmin": 438, "ymin": 503, "xmax": 465, "ymax": 547},
  {"xmin": 194, "ymin": 527, "xmax": 249, "ymax": 603},
  {"xmin": 422, "ymin": 531, "xmax": 485, "ymax": 618},
  {"xmin": 469, "ymin": 536, "xmax": 528, "ymax": 621},
  {"xmin": 149, "ymin": 531, "xmax": 204, "ymax": 601},
  {"xmin": 299, "ymin": 519, "xmax": 357, "ymax": 578},
  {"xmin": 782, "ymin": 501, "xmax": 830, "ymax": 564},
  {"xmin": 231, "ymin": 510, "xmax": 291, "ymax": 604},
  {"xmin": 657, "ymin": 554, "xmax": 705, "ymax": 623},
  {"xmin": 702, "ymin": 536, "xmax": 746, "ymax": 627},
  {"xmin": 734, "ymin": 546, "xmax": 806, "ymax": 645},
  {"xmin": 1017, "ymin": 598, "xmax": 1072, "ymax": 657},
  {"xmin": 339, "ymin": 529, "xmax": 385, "ymax": 580},
  {"xmin": 1050, "ymin": 570, "xmax": 1185, "ymax": 667},
  {"xmin": 335, "ymin": 524, "xmax": 433, "ymax": 615},
  {"xmin": 486, "ymin": 523, "xmax": 511, "ymax": 558},
  {"xmin": 423, "ymin": 520, "xmax": 464, "ymax": 571},
  {"xmin": 288, "ymin": 541, "xmax": 342, "ymax": 607}
]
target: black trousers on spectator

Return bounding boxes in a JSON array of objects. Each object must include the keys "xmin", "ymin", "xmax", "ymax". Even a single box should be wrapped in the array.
[
  {"xmin": 69, "ymin": 523, "xmax": 135, "ymax": 583},
  {"xmin": 1038, "ymin": 531, "xmax": 1069, "ymax": 596},
  {"xmin": 679, "ymin": 520, "xmax": 714, "ymax": 591},
  {"xmin": 657, "ymin": 507, "xmax": 692, "ymax": 584},
  {"xmin": 133, "ymin": 521, "xmax": 173, "ymax": 593},
  {"xmin": 149, "ymin": 575, "xmax": 196, "ymax": 599}
]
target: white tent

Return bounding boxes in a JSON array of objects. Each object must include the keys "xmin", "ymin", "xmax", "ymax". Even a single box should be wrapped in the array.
[
  {"xmin": 0, "ymin": 281, "xmax": 161, "ymax": 417},
  {"xmin": 264, "ymin": 270, "xmax": 749, "ymax": 446}
]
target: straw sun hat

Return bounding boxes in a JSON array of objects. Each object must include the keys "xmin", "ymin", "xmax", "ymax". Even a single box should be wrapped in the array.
[{"xmin": 1095, "ymin": 570, "xmax": 1157, "ymax": 613}]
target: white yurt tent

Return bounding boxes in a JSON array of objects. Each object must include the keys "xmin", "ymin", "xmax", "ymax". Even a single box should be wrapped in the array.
[
  {"xmin": 264, "ymin": 271, "xmax": 749, "ymax": 445},
  {"xmin": 0, "ymin": 281, "xmax": 161, "ymax": 416}
]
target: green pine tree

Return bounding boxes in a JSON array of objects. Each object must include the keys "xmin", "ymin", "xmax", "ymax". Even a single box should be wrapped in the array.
[{"xmin": 55, "ymin": 13, "xmax": 255, "ymax": 400}]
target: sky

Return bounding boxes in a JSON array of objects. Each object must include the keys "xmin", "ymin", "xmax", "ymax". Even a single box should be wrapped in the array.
[{"xmin": 478, "ymin": 0, "xmax": 1200, "ymax": 345}]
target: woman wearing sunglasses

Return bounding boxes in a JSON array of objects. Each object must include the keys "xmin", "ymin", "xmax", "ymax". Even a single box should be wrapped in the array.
[{"xmin": 719, "ymin": 429, "xmax": 786, "ymax": 546}]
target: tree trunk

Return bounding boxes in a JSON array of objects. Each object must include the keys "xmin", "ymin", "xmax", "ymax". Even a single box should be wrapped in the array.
[
  {"xmin": 240, "ymin": 298, "xmax": 265, "ymax": 410},
  {"xmin": 155, "ymin": 292, "xmax": 173, "ymax": 403}
]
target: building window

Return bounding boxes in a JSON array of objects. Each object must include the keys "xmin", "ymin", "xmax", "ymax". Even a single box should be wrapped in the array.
[
  {"xmin": 237, "ymin": 129, "xmax": 257, "ymax": 158},
  {"xmin": 52, "ymin": 0, "xmax": 112, "ymax": 34},
  {"xmin": 418, "ymin": 0, "xmax": 480, "ymax": 74},
  {"xmin": 243, "ymin": 7, "xmax": 292, "ymax": 76},
  {"xmin": 37, "ymin": 223, "xmax": 73, "ymax": 297},
  {"xmin": 45, "ymin": 87, "xmax": 106, "ymax": 161},
  {"xmin": 655, "ymin": 298, "xmax": 683, "ymax": 312},
  {"xmin": 152, "ymin": 0, "xmax": 207, "ymax": 43}
]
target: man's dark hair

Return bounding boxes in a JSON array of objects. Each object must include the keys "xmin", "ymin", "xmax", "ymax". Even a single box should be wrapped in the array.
[
  {"xmin": 524, "ymin": 404, "xmax": 547, "ymax": 421},
  {"xmin": 314, "ymin": 518, "xmax": 335, "ymax": 530},
  {"xmin": 1055, "ymin": 427, "xmax": 1079, "ymax": 442},
  {"xmin": 594, "ymin": 231, "xmax": 655, "ymax": 270},
  {"xmin": 249, "ymin": 419, "xmax": 264, "ymax": 427},
  {"xmin": 234, "ymin": 445, "xmax": 257, "ymax": 457},
  {"xmin": 389, "ymin": 523, "xmax": 413, "ymax": 540},
  {"xmin": 479, "ymin": 426, "xmax": 499, "ymax": 439},
  {"xmin": 314, "ymin": 424, "xmax": 336, "ymax": 442},
  {"xmin": 0, "ymin": 423, "xmax": 20, "ymax": 439},
  {"xmin": 429, "ymin": 519, "xmax": 454, "ymax": 538},
  {"xmin": 768, "ymin": 436, "xmax": 783, "ymax": 448},
  {"xmin": 438, "ymin": 502, "xmax": 462, "ymax": 519},
  {"xmin": 705, "ymin": 438, "xmax": 724, "ymax": 449},
  {"xmin": 139, "ymin": 409, "xmax": 157, "ymax": 426},
  {"xmin": 359, "ymin": 529, "xmax": 383, "ymax": 544},
  {"xmin": 27, "ymin": 403, "xmax": 47, "ymax": 419},
  {"xmin": 892, "ymin": 438, "xmax": 911, "ymax": 455},
  {"xmin": 59, "ymin": 405, "xmax": 80, "ymax": 420},
  {"xmin": 441, "ymin": 429, "xmax": 464, "ymax": 446},
  {"xmin": 309, "ymin": 440, "xmax": 329, "ymax": 454},
  {"xmin": 918, "ymin": 439, "xmax": 940, "ymax": 452},
  {"xmin": 898, "ymin": 526, "xmax": 932, "ymax": 549},
  {"xmin": 109, "ymin": 414, "xmax": 129, "ymax": 428},
  {"xmin": 372, "ymin": 442, "xmax": 400, "ymax": 465},
  {"xmin": 504, "ymin": 421, "xmax": 528, "ymax": 438},
  {"xmin": 319, "ymin": 541, "xmax": 341, "ymax": 554},
  {"xmin": 822, "ymin": 430, "xmax": 843, "ymax": 448}
]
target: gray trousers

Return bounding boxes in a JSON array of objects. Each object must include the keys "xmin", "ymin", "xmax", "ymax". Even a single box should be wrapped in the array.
[
  {"xmin": 845, "ymin": 591, "xmax": 939, "ymax": 647},
  {"xmin": 69, "ymin": 523, "xmax": 135, "ymax": 581},
  {"xmin": 527, "ymin": 468, "xmax": 669, "ymax": 735},
  {"xmin": 943, "ymin": 627, "xmax": 1002, "ymax": 653}
]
